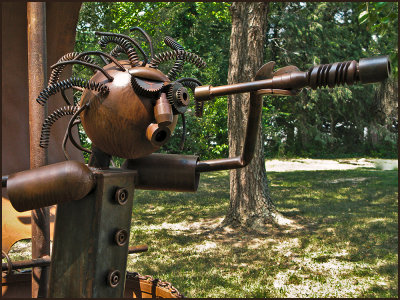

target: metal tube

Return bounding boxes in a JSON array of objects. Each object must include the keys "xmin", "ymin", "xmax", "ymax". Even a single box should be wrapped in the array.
[
  {"xmin": 196, "ymin": 90, "xmax": 264, "ymax": 172},
  {"xmin": 2, "ymin": 256, "xmax": 51, "ymax": 271},
  {"xmin": 128, "ymin": 245, "xmax": 149, "ymax": 254},
  {"xmin": 195, "ymin": 56, "xmax": 391, "ymax": 101},
  {"xmin": 27, "ymin": 2, "xmax": 49, "ymax": 297},
  {"xmin": 7, "ymin": 161, "xmax": 96, "ymax": 212},
  {"xmin": 123, "ymin": 153, "xmax": 200, "ymax": 192}
]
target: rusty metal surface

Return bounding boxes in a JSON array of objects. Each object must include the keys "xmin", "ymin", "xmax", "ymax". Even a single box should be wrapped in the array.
[
  {"xmin": 124, "ymin": 272, "xmax": 184, "ymax": 298},
  {"xmin": 2, "ymin": 256, "xmax": 51, "ymax": 272},
  {"xmin": 2, "ymin": 199, "xmax": 56, "ymax": 254},
  {"xmin": 7, "ymin": 161, "xmax": 95, "ymax": 212},
  {"xmin": 128, "ymin": 245, "xmax": 148, "ymax": 254},
  {"xmin": 1, "ymin": 2, "xmax": 83, "ymax": 178},
  {"xmin": 194, "ymin": 56, "xmax": 391, "ymax": 101},
  {"xmin": 2, "ymin": 272, "xmax": 32, "ymax": 298},
  {"xmin": 27, "ymin": 3, "xmax": 50, "ymax": 297},
  {"xmin": 123, "ymin": 153, "xmax": 200, "ymax": 192},
  {"xmin": 48, "ymin": 169, "xmax": 136, "ymax": 298}
]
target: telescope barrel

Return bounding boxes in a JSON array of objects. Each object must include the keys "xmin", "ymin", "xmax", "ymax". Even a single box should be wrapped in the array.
[{"xmin": 195, "ymin": 56, "xmax": 391, "ymax": 101}]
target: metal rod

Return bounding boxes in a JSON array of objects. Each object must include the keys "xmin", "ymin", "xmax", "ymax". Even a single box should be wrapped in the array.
[
  {"xmin": 51, "ymin": 60, "xmax": 114, "ymax": 81},
  {"xmin": 196, "ymin": 90, "xmax": 265, "ymax": 172},
  {"xmin": 27, "ymin": 2, "xmax": 50, "ymax": 298},
  {"xmin": 2, "ymin": 256, "xmax": 51, "ymax": 271},
  {"xmin": 130, "ymin": 27, "xmax": 154, "ymax": 59},
  {"xmin": 128, "ymin": 244, "xmax": 148, "ymax": 254},
  {"xmin": 74, "ymin": 51, "xmax": 126, "ymax": 71}
]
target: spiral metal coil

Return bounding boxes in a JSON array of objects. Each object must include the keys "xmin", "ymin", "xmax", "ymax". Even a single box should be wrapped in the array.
[
  {"xmin": 164, "ymin": 36, "xmax": 185, "ymax": 81},
  {"xmin": 177, "ymin": 78, "xmax": 204, "ymax": 117},
  {"xmin": 307, "ymin": 60, "xmax": 358, "ymax": 89},
  {"xmin": 109, "ymin": 45, "xmax": 125, "ymax": 59},
  {"xmin": 40, "ymin": 105, "xmax": 80, "ymax": 148},
  {"xmin": 48, "ymin": 52, "xmax": 95, "ymax": 86},
  {"xmin": 36, "ymin": 77, "xmax": 110, "ymax": 106},
  {"xmin": 149, "ymin": 50, "xmax": 206, "ymax": 70},
  {"xmin": 99, "ymin": 36, "xmax": 140, "ymax": 67}
]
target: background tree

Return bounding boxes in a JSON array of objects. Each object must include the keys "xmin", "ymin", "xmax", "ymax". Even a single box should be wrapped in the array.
[{"xmin": 223, "ymin": 2, "xmax": 288, "ymax": 230}]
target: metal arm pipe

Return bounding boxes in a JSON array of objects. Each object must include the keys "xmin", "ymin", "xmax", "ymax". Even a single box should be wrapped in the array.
[
  {"xmin": 195, "ymin": 56, "xmax": 391, "ymax": 101},
  {"xmin": 196, "ymin": 89, "xmax": 265, "ymax": 172},
  {"xmin": 195, "ymin": 56, "xmax": 391, "ymax": 173}
]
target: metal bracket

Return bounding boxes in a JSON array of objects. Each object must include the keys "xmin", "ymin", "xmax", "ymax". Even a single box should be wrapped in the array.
[{"xmin": 48, "ymin": 169, "xmax": 137, "ymax": 298}]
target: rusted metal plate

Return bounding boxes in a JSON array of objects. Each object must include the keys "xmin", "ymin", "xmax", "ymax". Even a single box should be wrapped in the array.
[
  {"xmin": 48, "ymin": 169, "xmax": 137, "ymax": 298},
  {"xmin": 2, "ymin": 272, "xmax": 32, "ymax": 298},
  {"xmin": 124, "ymin": 277, "xmax": 182, "ymax": 298},
  {"xmin": 1, "ymin": 2, "xmax": 83, "ymax": 179},
  {"xmin": 1, "ymin": 198, "xmax": 56, "ymax": 254}
]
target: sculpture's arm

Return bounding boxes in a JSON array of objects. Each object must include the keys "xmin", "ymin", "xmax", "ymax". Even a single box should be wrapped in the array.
[{"xmin": 194, "ymin": 56, "xmax": 391, "ymax": 172}]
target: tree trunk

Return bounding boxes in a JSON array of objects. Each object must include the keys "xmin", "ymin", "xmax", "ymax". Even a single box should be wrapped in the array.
[{"xmin": 223, "ymin": 2, "xmax": 287, "ymax": 231}]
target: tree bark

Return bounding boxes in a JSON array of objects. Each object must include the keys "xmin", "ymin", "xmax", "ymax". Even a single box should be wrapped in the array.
[{"xmin": 223, "ymin": 2, "xmax": 280, "ymax": 230}]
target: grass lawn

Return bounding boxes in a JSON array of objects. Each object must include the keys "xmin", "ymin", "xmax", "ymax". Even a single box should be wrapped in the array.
[{"xmin": 128, "ymin": 168, "xmax": 398, "ymax": 298}]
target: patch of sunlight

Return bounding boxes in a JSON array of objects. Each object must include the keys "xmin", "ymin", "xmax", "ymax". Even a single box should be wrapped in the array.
[
  {"xmin": 273, "ymin": 259, "xmax": 385, "ymax": 297},
  {"xmin": 328, "ymin": 177, "xmax": 370, "ymax": 184},
  {"xmin": 272, "ymin": 238, "xmax": 300, "ymax": 253},
  {"xmin": 193, "ymin": 241, "xmax": 217, "ymax": 253},
  {"xmin": 248, "ymin": 238, "xmax": 276, "ymax": 249},
  {"xmin": 133, "ymin": 217, "xmax": 224, "ymax": 234},
  {"xmin": 366, "ymin": 217, "xmax": 391, "ymax": 224}
]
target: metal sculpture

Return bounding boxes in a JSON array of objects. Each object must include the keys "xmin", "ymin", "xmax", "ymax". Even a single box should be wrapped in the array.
[
  {"xmin": 37, "ymin": 30, "xmax": 206, "ymax": 161},
  {"xmin": 2, "ymin": 25, "xmax": 391, "ymax": 298}
]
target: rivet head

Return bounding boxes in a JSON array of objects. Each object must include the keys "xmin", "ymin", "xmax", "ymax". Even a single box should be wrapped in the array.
[
  {"xmin": 114, "ymin": 229, "xmax": 128, "ymax": 246},
  {"xmin": 107, "ymin": 270, "xmax": 121, "ymax": 288},
  {"xmin": 114, "ymin": 188, "xmax": 128, "ymax": 205}
]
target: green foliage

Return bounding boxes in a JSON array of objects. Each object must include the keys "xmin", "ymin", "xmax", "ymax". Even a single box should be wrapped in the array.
[
  {"xmin": 74, "ymin": 2, "xmax": 397, "ymax": 162},
  {"xmin": 358, "ymin": 2, "xmax": 398, "ymax": 75},
  {"xmin": 264, "ymin": 2, "xmax": 398, "ymax": 158}
]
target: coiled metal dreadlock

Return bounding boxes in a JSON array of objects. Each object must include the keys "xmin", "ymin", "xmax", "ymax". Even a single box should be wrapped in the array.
[
  {"xmin": 149, "ymin": 50, "xmax": 206, "ymax": 70},
  {"xmin": 48, "ymin": 52, "xmax": 95, "ymax": 86},
  {"xmin": 177, "ymin": 77, "xmax": 204, "ymax": 117},
  {"xmin": 36, "ymin": 77, "xmax": 110, "ymax": 106},
  {"xmin": 164, "ymin": 36, "xmax": 185, "ymax": 81},
  {"xmin": 109, "ymin": 45, "xmax": 125, "ymax": 59},
  {"xmin": 98, "ymin": 35, "xmax": 141, "ymax": 67},
  {"xmin": 40, "ymin": 105, "xmax": 80, "ymax": 148}
]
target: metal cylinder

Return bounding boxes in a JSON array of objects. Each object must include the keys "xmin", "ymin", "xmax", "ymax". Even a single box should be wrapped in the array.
[
  {"xmin": 154, "ymin": 93, "xmax": 173, "ymax": 126},
  {"xmin": 146, "ymin": 123, "xmax": 171, "ymax": 146},
  {"xmin": 359, "ymin": 55, "xmax": 391, "ymax": 84},
  {"xmin": 122, "ymin": 153, "xmax": 200, "ymax": 192},
  {"xmin": 7, "ymin": 161, "xmax": 96, "ymax": 212}
]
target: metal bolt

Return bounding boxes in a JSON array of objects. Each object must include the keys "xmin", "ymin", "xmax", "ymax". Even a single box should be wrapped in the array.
[
  {"xmin": 107, "ymin": 270, "xmax": 121, "ymax": 288},
  {"xmin": 114, "ymin": 188, "xmax": 128, "ymax": 205},
  {"xmin": 114, "ymin": 229, "xmax": 128, "ymax": 246}
]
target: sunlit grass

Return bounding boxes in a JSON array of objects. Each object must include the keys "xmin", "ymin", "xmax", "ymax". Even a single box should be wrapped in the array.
[{"xmin": 128, "ymin": 168, "xmax": 398, "ymax": 298}]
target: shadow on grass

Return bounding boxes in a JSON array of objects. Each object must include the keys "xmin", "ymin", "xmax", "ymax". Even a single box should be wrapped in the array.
[{"xmin": 129, "ymin": 168, "xmax": 398, "ymax": 297}]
